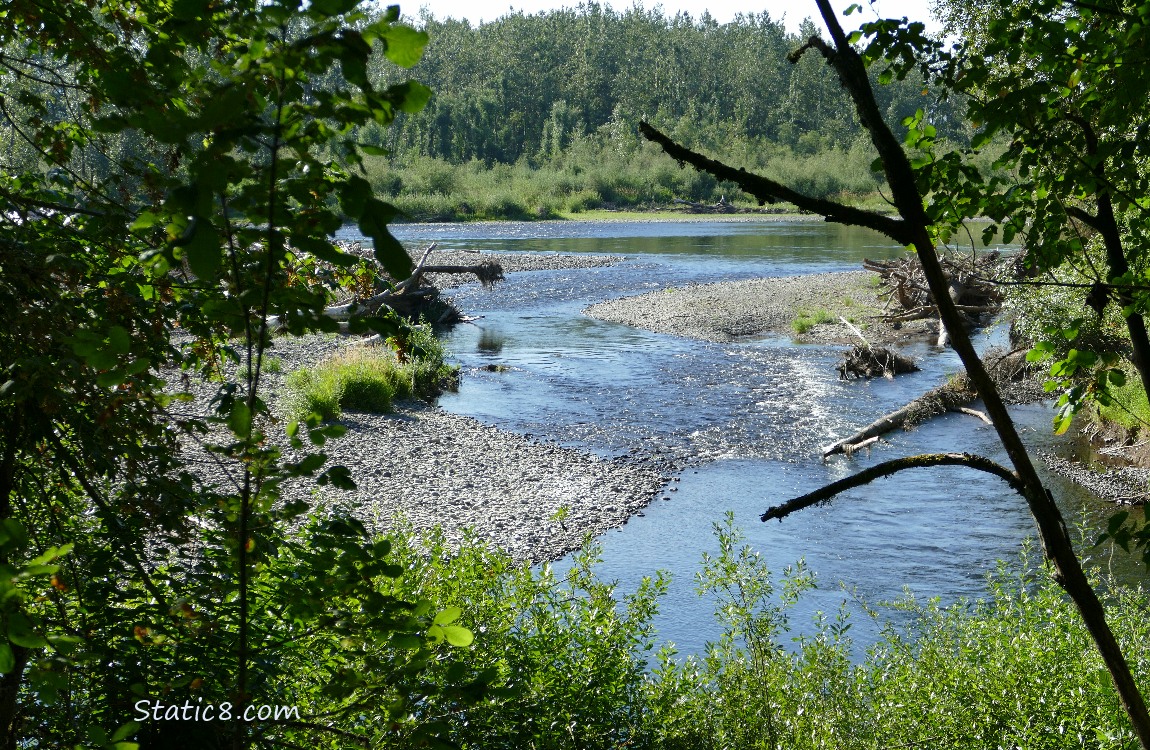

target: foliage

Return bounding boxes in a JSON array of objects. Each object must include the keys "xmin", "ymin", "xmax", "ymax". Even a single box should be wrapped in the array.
[
  {"xmin": 792, "ymin": 307, "xmax": 835, "ymax": 334},
  {"xmin": 381, "ymin": 523, "xmax": 664, "ymax": 750},
  {"xmin": 367, "ymin": 516, "xmax": 1150, "ymax": 750},
  {"xmin": 284, "ymin": 334, "xmax": 457, "ymax": 422},
  {"xmin": 0, "ymin": 0, "xmax": 481, "ymax": 747},
  {"xmin": 364, "ymin": 137, "xmax": 887, "ymax": 220},
  {"xmin": 858, "ymin": 0, "xmax": 1150, "ymax": 424},
  {"xmin": 370, "ymin": 7, "xmax": 962, "ymax": 166}
]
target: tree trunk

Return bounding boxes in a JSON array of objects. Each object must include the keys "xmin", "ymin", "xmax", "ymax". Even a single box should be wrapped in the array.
[{"xmin": 644, "ymin": 2, "xmax": 1150, "ymax": 743}]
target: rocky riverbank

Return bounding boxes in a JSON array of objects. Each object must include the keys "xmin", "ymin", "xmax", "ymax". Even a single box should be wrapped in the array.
[
  {"xmin": 584, "ymin": 270, "xmax": 936, "ymax": 344},
  {"xmin": 175, "ymin": 247, "xmax": 672, "ymax": 564}
]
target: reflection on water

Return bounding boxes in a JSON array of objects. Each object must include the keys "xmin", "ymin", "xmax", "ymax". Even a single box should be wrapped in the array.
[
  {"xmin": 476, "ymin": 329, "xmax": 506, "ymax": 354},
  {"xmin": 363, "ymin": 220, "xmax": 1140, "ymax": 656}
]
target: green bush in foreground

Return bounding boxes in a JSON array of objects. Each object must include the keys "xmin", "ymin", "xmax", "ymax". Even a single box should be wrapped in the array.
[
  {"xmin": 285, "ymin": 327, "xmax": 457, "ymax": 421},
  {"xmin": 380, "ymin": 517, "xmax": 1148, "ymax": 750}
]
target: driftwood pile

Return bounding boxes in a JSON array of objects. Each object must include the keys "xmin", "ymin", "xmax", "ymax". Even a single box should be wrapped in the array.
[
  {"xmin": 270, "ymin": 242, "xmax": 503, "ymax": 331},
  {"xmin": 834, "ymin": 315, "xmax": 919, "ymax": 380},
  {"xmin": 837, "ymin": 344, "xmax": 920, "ymax": 380},
  {"xmin": 865, "ymin": 251, "xmax": 1004, "ymax": 346}
]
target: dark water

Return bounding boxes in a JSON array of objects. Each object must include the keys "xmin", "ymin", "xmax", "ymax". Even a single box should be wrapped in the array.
[{"xmin": 384, "ymin": 219, "xmax": 1143, "ymax": 656}]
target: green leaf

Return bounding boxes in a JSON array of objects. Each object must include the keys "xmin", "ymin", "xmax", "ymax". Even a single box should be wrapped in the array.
[
  {"xmin": 184, "ymin": 219, "xmax": 222, "ymax": 280},
  {"xmin": 0, "ymin": 643, "xmax": 13, "ymax": 674},
  {"xmin": 359, "ymin": 199, "xmax": 412, "ymax": 279},
  {"xmin": 293, "ymin": 234, "xmax": 357, "ymax": 267},
  {"xmin": 318, "ymin": 465, "xmax": 356, "ymax": 490},
  {"xmin": 228, "ymin": 401, "xmax": 252, "ymax": 437},
  {"xmin": 339, "ymin": 175, "xmax": 372, "ymax": 220},
  {"xmin": 8, "ymin": 612, "xmax": 47, "ymax": 649},
  {"xmin": 107, "ymin": 326, "xmax": 131, "ymax": 355},
  {"xmin": 392, "ymin": 633, "xmax": 423, "ymax": 650},
  {"xmin": 392, "ymin": 81, "xmax": 433, "ymax": 114},
  {"xmin": 310, "ymin": 0, "xmax": 360, "ymax": 15},
  {"xmin": 110, "ymin": 722, "xmax": 142, "ymax": 743},
  {"xmin": 441, "ymin": 625, "xmax": 474, "ymax": 647},
  {"xmin": 433, "ymin": 606, "xmax": 462, "ymax": 626},
  {"xmin": 383, "ymin": 26, "xmax": 429, "ymax": 68},
  {"xmin": 130, "ymin": 211, "xmax": 162, "ymax": 232}
]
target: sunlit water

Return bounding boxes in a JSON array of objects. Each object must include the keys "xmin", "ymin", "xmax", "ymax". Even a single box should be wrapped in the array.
[{"xmin": 373, "ymin": 219, "xmax": 1142, "ymax": 658}]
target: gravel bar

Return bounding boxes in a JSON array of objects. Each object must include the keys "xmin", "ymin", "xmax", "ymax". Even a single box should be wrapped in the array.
[
  {"xmin": 1038, "ymin": 450, "xmax": 1150, "ymax": 504},
  {"xmin": 584, "ymin": 270, "xmax": 935, "ymax": 344},
  {"xmin": 174, "ymin": 332, "xmax": 671, "ymax": 564},
  {"xmin": 307, "ymin": 404, "xmax": 670, "ymax": 562}
]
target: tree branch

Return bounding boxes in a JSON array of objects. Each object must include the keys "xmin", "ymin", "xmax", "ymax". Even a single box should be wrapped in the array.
[
  {"xmin": 637, "ymin": 121, "xmax": 916, "ymax": 245},
  {"xmin": 1064, "ymin": 205, "xmax": 1104, "ymax": 232},
  {"xmin": 762, "ymin": 452, "xmax": 1024, "ymax": 522}
]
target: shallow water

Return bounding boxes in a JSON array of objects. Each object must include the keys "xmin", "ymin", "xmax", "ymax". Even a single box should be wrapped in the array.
[{"xmin": 382, "ymin": 219, "xmax": 1142, "ymax": 656}]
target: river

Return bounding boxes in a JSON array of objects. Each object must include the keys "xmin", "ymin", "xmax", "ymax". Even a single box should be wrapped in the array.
[{"xmin": 385, "ymin": 218, "xmax": 1141, "ymax": 657}]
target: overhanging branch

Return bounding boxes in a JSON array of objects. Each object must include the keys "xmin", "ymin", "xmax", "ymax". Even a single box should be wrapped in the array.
[
  {"xmin": 1066, "ymin": 205, "xmax": 1104, "ymax": 232},
  {"xmin": 638, "ymin": 121, "xmax": 916, "ymax": 245},
  {"xmin": 761, "ymin": 452, "xmax": 1024, "ymax": 521}
]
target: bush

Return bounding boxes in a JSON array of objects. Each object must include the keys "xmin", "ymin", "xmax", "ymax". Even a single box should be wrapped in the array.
[
  {"xmin": 285, "ymin": 329, "xmax": 456, "ymax": 421},
  {"xmin": 375, "ymin": 515, "xmax": 1150, "ymax": 750}
]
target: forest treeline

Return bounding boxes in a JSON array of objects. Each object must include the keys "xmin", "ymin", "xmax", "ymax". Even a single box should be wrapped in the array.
[
  {"xmin": 0, "ymin": 4, "xmax": 974, "ymax": 220},
  {"xmin": 355, "ymin": 4, "xmax": 973, "ymax": 218}
]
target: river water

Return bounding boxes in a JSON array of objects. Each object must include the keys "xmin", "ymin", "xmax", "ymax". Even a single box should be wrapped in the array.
[{"xmin": 386, "ymin": 218, "xmax": 1141, "ymax": 657}]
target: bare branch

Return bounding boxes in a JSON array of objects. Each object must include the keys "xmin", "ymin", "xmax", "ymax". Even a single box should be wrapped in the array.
[
  {"xmin": 638, "ymin": 121, "xmax": 916, "ymax": 245},
  {"xmin": 1065, "ymin": 205, "xmax": 1104, "ymax": 232},
  {"xmin": 761, "ymin": 452, "xmax": 1024, "ymax": 522}
]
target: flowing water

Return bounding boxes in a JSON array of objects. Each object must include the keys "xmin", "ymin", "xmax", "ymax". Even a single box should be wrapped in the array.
[{"xmin": 379, "ymin": 218, "xmax": 1143, "ymax": 657}]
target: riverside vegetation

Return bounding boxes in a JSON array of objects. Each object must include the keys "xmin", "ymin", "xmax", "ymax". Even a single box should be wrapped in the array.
[{"xmin": 3, "ymin": 0, "xmax": 1150, "ymax": 748}]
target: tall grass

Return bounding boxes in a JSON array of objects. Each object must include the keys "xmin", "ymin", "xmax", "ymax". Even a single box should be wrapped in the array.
[{"xmin": 284, "ymin": 326, "xmax": 457, "ymax": 422}]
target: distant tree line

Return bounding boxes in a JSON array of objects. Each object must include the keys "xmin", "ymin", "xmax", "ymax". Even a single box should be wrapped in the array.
[{"xmin": 363, "ymin": 3, "xmax": 967, "ymax": 166}]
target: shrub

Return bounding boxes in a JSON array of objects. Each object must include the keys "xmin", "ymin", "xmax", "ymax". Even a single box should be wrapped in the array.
[
  {"xmin": 373, "ymin": 515, "xmax": 1150, "ymax": 750},
  {"xmin": 285, "ymin": 330, "xmax": 456, "ymax": 421}
]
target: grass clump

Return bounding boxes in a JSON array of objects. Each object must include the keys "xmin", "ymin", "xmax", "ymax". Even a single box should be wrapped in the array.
[
  {"xmin": 791, "ymin": 307, "xmax": 835, "ymax": 334},
  {"xmin": 285, "ymin": 328, "xmax": 457, "ymax": 422}
]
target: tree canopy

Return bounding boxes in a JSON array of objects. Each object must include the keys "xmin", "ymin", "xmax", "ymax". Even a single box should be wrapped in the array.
[{"xmin": 0, "ymin": 1, "xmax": 488, "ymax": 747}]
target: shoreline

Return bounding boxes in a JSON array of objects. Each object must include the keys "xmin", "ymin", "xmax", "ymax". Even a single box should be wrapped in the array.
[
  {"xmin": 202, "ymin": 261, "xmax": 1139, "ymax": 567},
  {"xmin": 233, "ymin": 331, "xmax": 676, "ymax": 565},
  {"xmin": 584, "ymin": 270, "xmax": 938, "ymax": 345}
]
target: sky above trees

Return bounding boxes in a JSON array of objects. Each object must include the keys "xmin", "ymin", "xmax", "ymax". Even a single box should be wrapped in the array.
[{"xmin": 410, "ymin": 0, "xmax": 941, "ymax": 34}]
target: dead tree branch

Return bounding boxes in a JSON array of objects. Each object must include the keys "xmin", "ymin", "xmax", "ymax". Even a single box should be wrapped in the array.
[
  {"xmin": 637, "ymin": 121, "xmax": 916, "ymax": 245},
  {"xmin": 762, "ymin": 452, "xmax": 1025, "ymax": 521}
]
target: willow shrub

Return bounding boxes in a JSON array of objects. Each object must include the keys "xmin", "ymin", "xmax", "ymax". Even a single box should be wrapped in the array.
[{"xmin": 378, "ymin": 516, "xmax": 1150, "ymax": 750}]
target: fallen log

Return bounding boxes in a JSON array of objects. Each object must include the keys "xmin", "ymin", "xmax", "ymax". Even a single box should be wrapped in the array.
[
  {"xmin": 822, "ymin": 350, "xmax": 1030, "ymax": 458},
  {"xmin": 821, "ymin": 375, "xmax": 977, "ymax": 457}
]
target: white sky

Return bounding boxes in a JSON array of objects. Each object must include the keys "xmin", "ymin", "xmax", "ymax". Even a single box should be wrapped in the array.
[{"xmin": 411, "ymin": 0, "xmax": 941, "ymax": 35}]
